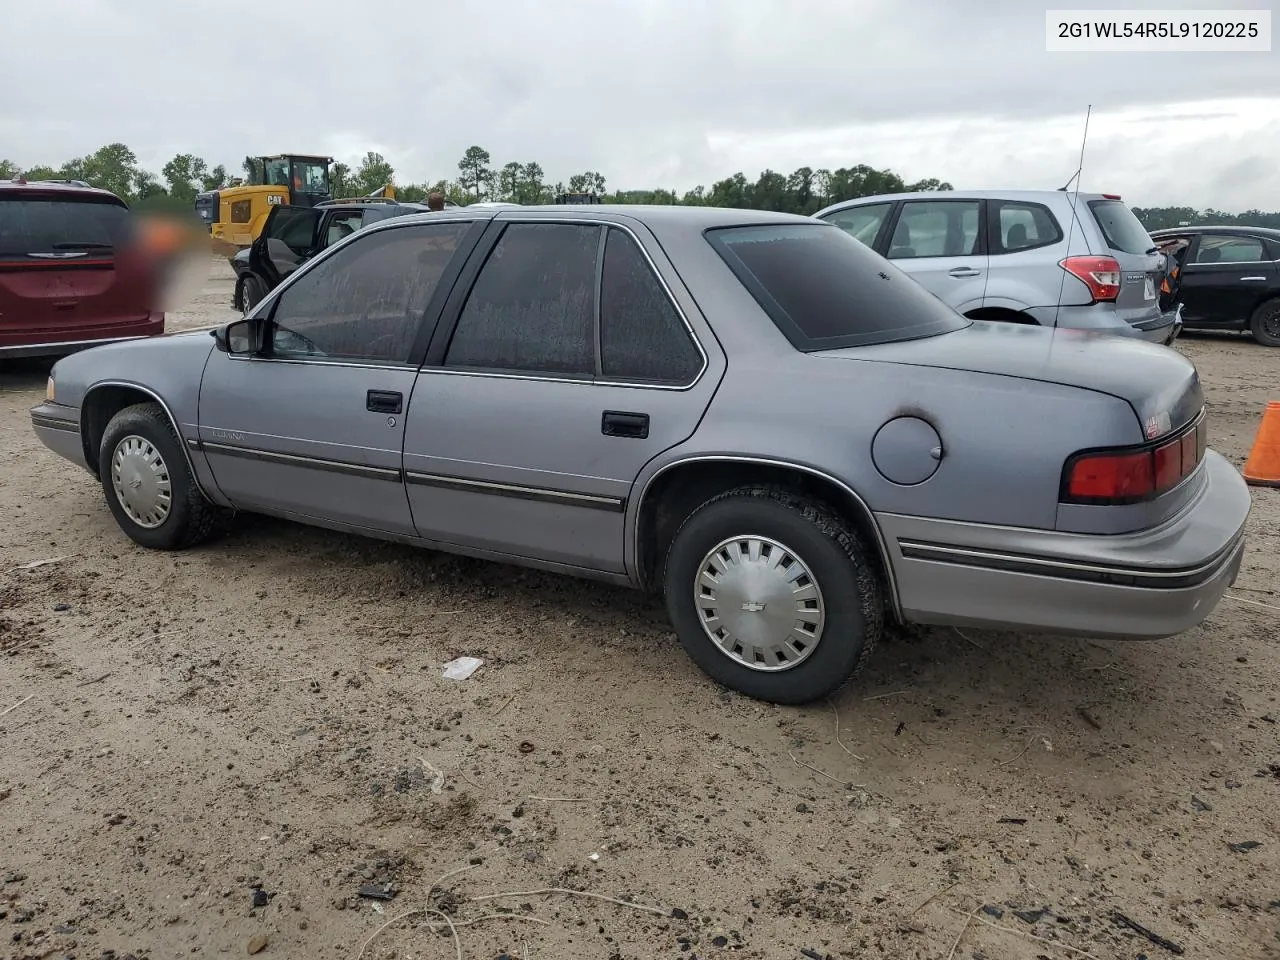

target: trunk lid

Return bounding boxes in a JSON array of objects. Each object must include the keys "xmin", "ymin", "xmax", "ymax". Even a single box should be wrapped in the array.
[
  {"xmin": 0, "ymin": 192, "xmax": 152, "ymax": 343},
  {"xmin": 818, "ymin": 321, "xmax": 1203, "ymax": 439}
]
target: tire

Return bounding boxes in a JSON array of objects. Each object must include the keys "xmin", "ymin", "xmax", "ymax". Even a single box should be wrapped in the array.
[
  {"xmin": 662, "ymin": 485, "xmax": 884, "ymax": 705},
  {"xmin": 98, "ymin": 402, "xmax": 221, "ymax": 550},
  {"xmin": 1249, "ymin": 298, "xmax": 1280, "ymax": 347},
  {"xmin": 241, "ymin": 275, "xmax": 267, "ymax": 314}
]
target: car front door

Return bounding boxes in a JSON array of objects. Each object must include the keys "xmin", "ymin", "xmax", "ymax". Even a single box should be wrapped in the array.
[
  {"xmin": 401, "ymin": 216, "xmax": 723, "ymax": 574},
  {"xmin": 1177, "ymin": 233, "xmax": 1275, "ymax": 326},
  {"xmin": 882, "ymin": 198, "xmax": 988, "ymax": 313},
  {"xmin": 196, "ymin": 218, "xmax": 481, "ymax": 535},
  {"xmin": 248, "ymin": 204, "xmax": 324, "ymax": 289}
]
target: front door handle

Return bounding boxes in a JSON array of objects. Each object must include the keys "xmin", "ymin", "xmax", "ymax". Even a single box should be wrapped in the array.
[
  {"xmin": 367, "ymin": 390, "xmax": 403, "ymax": 414},
  {"xmin": 1239, "ymin": 276, "xmax": 1267, "ymax": 281},
  {"xmin": 602, "ymin": 410, "xmax": 649, "ymax": 439},
  {"xmin": 948, "ymin": 267, "xmax": 981, "ymax": 278}
]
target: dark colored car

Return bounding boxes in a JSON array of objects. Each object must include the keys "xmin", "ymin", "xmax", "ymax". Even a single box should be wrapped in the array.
[
  {"xmin": 231, "ymin": 199, "xmax": 434, "ymax": 313},
  {"xmin": 1148, "ymin": 225, "xmax": 1280, "ymax": 346},
  {"xmin": 0, "ymin": 179, "xmax": 162, "ymax": 359}
]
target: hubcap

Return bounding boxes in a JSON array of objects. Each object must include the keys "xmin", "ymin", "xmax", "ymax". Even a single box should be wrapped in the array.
[
  {"xmin": 694, "ymin": 535, "xmax": 826, "ymax": 672},
  {"xmin": 110, "ymin": 435, "xmax": 173, "ymax": 529}
]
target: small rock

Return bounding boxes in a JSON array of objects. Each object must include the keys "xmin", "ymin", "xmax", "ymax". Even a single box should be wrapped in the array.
[
  {"xmin": 247, "ymin": 933, "xmax": 268, "ymax": 955},
  {"xmin": 518, "ymin": 741, "xmax": 535, "ymax": 754},
  {"xmin": 795, "ymin": 802, "xmax": 811, "ymax": 813},
  {"xmin": 1207, "ymin": 740, "xmax": 1225, "ymax": 754},
  {"xmin": 1228, "ymin": 840, "xmax": 1262, "ymax": 853},
  {"xmin": 53, "ymin": 603, "xmax": 71, "ymax": 612},
  {"xmin": 1226, "ymin": 779, "xmax": 1243, "ymax": 789},
  {"xmin": 512, "ymin": 804, "xmax": 525, "ymax": 818},
  {"xmin": 358, "ymin": 884, "xmax": 397, "ymax": 901},
  {"xmin": 712, "ymin": 935, "xmax": 728, "ymax": 947},
  {"xmin": 251, "ymin": 889, "xmax": 269, "ymax": 908},
  {"xmin": 1014, "ymin": 907, "xmax": 1049, "ymax": 924},
  {"xmin": 670, "ymin": 907, "xmax": 689, "ymax": 920},
  {"xmin": 981, "ymin": 904, "xmax": 1004, "ymax": 919}
]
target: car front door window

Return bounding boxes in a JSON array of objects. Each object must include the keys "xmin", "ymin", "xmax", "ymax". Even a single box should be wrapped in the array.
[
  {"xmin": 270, "ymin": 221, "xmax": 473, "ymax": 364},
  {"xmin": 820, "ymin": 203, "xmax": 892, "ymax": 249}
]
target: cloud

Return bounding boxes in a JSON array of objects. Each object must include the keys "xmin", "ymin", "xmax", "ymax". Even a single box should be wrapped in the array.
[{"xmin": 1, "ymin": 0, "xmax": 1276, "ymax": 209}]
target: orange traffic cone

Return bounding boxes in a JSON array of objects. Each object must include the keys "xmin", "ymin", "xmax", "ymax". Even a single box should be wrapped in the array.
[{"xmin": 1243, "ymin": 401, "xmax": 1280, "ymax": 487}]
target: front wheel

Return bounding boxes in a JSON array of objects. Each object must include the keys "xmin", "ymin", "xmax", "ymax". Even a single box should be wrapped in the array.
[
  {"xmin": 98, "ymin": 403, "xmax": 221, "ymax": 550},
  {"xmin": 1250, "ymin": 298, "xmax": 1280, "ymax": 347},
  {"xmin": 662, "ymin": 485, "xmax": 884, "ymax": 705},
  {"xmin": 241, "ymin": 275, "xmax": 268, "ymax": 315}
]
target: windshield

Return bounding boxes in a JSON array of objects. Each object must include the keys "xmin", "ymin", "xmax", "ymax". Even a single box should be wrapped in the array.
[
  {"xmin": 290, "ymin": 160, "xmax": 330, "ymax": 194},
  {"xmin": 0, "ymin": 195, "xmax": 131, "ymax": 259},
  {"xmin": 705, "ymin": 222, "xmax": 970, "ymax": 350},
  {"xmin": 1088, "ymin": 200, "xmax": 1155, "ymax": 256}
]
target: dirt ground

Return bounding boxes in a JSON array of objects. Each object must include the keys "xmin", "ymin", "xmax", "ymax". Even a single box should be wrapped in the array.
[{"xmin": 1, "ymin": 258, "xmax": 1277, "ymax": 960}]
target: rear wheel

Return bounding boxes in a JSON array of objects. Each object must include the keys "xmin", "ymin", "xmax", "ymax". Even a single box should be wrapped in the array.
[
  {"xmin": 241, "ymin": 275, "xmax": 268, "ymax": 315},
  {"xmin": 662, "ymin": 485, "xmax": 883, "ymax": 705},
  {"xmin": 1250, "ymin": 298, "xmax": 1280, "ymax": 347},
  {"xmin": 98, "ymin": 403, "xmax": 221, "ymax": 550}
]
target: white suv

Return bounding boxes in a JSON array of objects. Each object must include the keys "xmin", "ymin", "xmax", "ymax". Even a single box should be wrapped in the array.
[{"xmin": 813, "ymin": 189, "xmax": 1181, "ymax": 344}]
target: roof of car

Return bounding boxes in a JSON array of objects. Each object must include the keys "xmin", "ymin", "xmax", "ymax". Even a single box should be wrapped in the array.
[
  {"xmin": 0, "ymin": 179, "xmax": 124, "ymax": 202},
  {"xmin": 471, "ymin": 203, "xmax": 812, "ymax": 227},
  {"xmin": 1149, "ymin": 224, "xmax": 1280, "ymax": 239},
  {"xmin": 813, "ymin": 188, "xmax": 1123, "ymax": 214}
]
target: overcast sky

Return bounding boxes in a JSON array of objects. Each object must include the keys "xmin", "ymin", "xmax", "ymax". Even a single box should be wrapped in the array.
[{"xmin": 2, "ymin": 0, "xmax": 1276, "ymax": 210}]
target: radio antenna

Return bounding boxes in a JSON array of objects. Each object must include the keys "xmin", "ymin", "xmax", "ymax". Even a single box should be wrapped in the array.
[{"xmin": 1052, "ymin": 104, "xmax": 1092, "ymax": 331}]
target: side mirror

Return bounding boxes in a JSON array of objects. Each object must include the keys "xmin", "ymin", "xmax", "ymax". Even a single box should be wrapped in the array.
[{"xmin": 213, "ymin": 318, "xmax": 263, "ymax": 355}]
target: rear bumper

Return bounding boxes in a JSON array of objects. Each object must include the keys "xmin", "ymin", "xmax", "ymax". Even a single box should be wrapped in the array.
[
  {"xmin": 879, "ymin": 450, "xmax": 1251, "ymax": 640},
  {"xmin": 0, "ymin": 316, "xmax": 165, "ymax": 359},
  {"xmin": 30, "ymin": 401, "xmax": 89, "ymax": 471},
  {"xmin": 1031, "ymin": 304, "xmax": 1181, "ymax": 345}
]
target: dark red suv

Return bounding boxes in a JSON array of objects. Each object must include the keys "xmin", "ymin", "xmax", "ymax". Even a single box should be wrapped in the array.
[{"xmin": 0, "ymin": 179, "xmax": 163, "ymax": 359}]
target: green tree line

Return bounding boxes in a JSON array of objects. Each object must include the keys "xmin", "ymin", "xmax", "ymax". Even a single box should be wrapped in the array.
[{"xmin": 3, "ymin": 143, "xmax": 1277, "ymax": 225}]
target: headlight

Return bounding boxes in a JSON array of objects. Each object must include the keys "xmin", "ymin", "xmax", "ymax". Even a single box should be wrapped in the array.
[{"xmin": 46, "ymin": 377, "xmax": 55, "ymax": 402}]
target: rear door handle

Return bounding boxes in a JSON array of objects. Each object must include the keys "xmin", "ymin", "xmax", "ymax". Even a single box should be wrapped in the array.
[
  {"xmin": 1239, "ymin": 276, "xmax": 1267, "ymax": 281},
  {"xmin": 602, "ymin": 410, "xmax": 649, "ymax": 439},
  {"xmin": 948, "ymin": 267, "xmax": 981, "ymax": 278},
  {"xmin": 366, "ymin": 390, "xmax": 403, "ymax": 414}
]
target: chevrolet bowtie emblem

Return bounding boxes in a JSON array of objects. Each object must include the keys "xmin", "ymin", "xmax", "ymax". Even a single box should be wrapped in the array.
[{"xmin": 741, "ymin": 601, "xmax": 767, "ymax": 613}]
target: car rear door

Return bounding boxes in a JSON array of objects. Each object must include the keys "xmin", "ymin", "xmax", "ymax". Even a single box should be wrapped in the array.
[
  {"xmin": 401, "ymin": 215, "xmax": 724, "ymax": 574},
  {"xmin": 196, "ymin": 218, "xmax": 482, "ymax": 535},
  {"xmin": 0, "ymin": 190, "xmax": 151, "ymax": 350},
  {"xmin": 881, "ymin": 198, "xmax": 988, "ymax": 312},
  {"xmin": 1177, "ymin": 232, "xmax": 1275, "ymax": 326}
]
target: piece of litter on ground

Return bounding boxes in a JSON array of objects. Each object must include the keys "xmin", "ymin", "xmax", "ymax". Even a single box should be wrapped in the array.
[
  {"xmin": 442, "ymin": 656, "xmax": 484, "ymax": 681},
  {"xmin": 588, "ymin": 852, "xmax": 600, "ymax": 862},
  {"xmin": 419, "ymin": 756, "xmax": 445, "ymax": 794},
  {"xmin": 13, "ymin": 555, "xmax": 71, "ymax": 571}
]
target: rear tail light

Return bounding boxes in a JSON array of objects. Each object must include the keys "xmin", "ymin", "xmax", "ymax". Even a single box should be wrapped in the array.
[
  {"xmin": 1060, "ymin": 255, "xmax": 1122, "ymax": 302},
  {"xmin": 1062, "ymin": 418, "xmax": 1207, "ymax": 505}
]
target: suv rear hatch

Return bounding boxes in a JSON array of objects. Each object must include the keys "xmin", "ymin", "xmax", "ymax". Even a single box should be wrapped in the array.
[
  {"xmin": 0, "ymin": 190, "xmax": 154, "ymax": 349},
  {"xmin": 1083, "ymin": 198, "xmax": 1165, "ymax": 329}
]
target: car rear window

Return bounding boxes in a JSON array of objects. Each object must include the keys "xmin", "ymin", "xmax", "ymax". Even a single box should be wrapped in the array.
[
  {"xmin": 0, "ymin": 195, "xmax": 131, "ymax": 259},
  {"xmin": 705, "ymin": 222, "xmax": 970, "ymax": 350},
  {"xmin": 1087, "ymin": 200, "xmax": 1155, "ymax": 256}
]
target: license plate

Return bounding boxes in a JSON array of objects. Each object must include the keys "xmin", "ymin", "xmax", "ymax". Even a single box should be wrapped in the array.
[{"xmin": 1144, "ymin": 277, "xmax": 1156, "ymax": 300}]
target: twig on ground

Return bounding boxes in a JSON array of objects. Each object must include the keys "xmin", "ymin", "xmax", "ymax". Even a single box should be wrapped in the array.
[
  {"xmin": 953, "ymin": 627, "xmax": 999, "ymax": 659},
  {"xmin": 492, "ymin": 694, "xmax": 517, "ymax": 718},
  {"xmin": 4, "ymin": 638, "xmax": 41, "ymax": 654},
  {"xmin": 829, "ymin": 700, "xmax": 867, "ymax": 761},
  {"xmin": 947, "ymin": 908, "xmax": 978, "ymax": 960},
  {"xmin": 75, "ymin": 673, "xmax": 112, "ymax": 687},
  {"xmin": 457, "ymin": 767, "xmax": 481, "ymax": 789},
  {"xmin": 527, "ymin": 795, "xmax": 592, "ymax": 802},
  {"xmin": 12, "ymin": 555, "xmax": 74, "ymax": 571},
  {"xmin": 947, "ymin": 906, "xmax": 1103, "ymax": 960},
  {"xmin": 909, "ymin": 880, "xmax": 959, "ymax": 915},
  {"xmin": 468, "ymin": 886, "xmax": 666, "ymax": 916},
  {"xmin": 1111, "ymin": 911, "xmax": 1185, "ymax": 955},
  {"xmin": 996, "ymin": 736, "xmax": 1038, "ymax": 768},
  {"xmin": 1226, "ymin": 593, "xmax": 1280, "ymax": 612},
  {"xmin": 863, "ymin": 689, "xmax": 911, "ymax": 701},
  {"xmin": 279, "ymin": 676, "xmax": 314, "ymax": 684},
  {"xmin": 0, "ymin": 695, "xmax": 33, "ymax": 719},
  {"xmin": 788, "ymin": 751, "xmax": 858, "ymax": 788}
]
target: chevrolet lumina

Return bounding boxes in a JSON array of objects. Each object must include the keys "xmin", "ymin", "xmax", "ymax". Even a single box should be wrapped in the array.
[{"xmin": 30, "ymin": 205, "xmax": 1251, "ymax": 705}]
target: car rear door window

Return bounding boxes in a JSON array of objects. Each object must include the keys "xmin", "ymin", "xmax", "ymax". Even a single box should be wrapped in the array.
[
  {"xmin": 268, "ymin": 221, "xmax": 471, "ymax": 364},
  {"xmin": 599, "ymin": 227, "xmax": 702, "ymax": 384},
  {"xmin": 888, "ymin": 200, "xmax": 981, "ymax": 259},
  {"xmin": 0, "ymin": 196, "xmax": 130, "ymax": 259},
  {"xmin": 707, "ymin": 222, "xmax": 970, "ymax": 350},
  {"xmin": 1192, "ymin": 235, "xmax": 1265, "ymax": 264},
  {"xmin": 991, "ymin": 200, "xmax": 1062, "ymax": 253},
  {"xmin": 444, "ymin": 222, "xmax": 600, "ymax": 376},
  {"xmin": 1087, "ymin": 200, "xmax": 1155, "ymax": 255},
  {"xmin": 818, "ymin": 202, "xmax": 893, "ymax": 249}
]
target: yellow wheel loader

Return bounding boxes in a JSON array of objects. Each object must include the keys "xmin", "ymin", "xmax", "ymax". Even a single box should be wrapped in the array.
[{"xmin": 194, "ymin": 154, "xmax": 333, "ymax": 258}]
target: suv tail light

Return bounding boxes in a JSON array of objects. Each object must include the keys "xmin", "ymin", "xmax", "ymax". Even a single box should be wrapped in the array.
[
  {"xmin": 1060, "ymin": 255, "xmax": 1122, "ymax": 302},
  {"xmin": 1062, "ymin": 418, "xmax": 1207, "ymax": 505}
]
